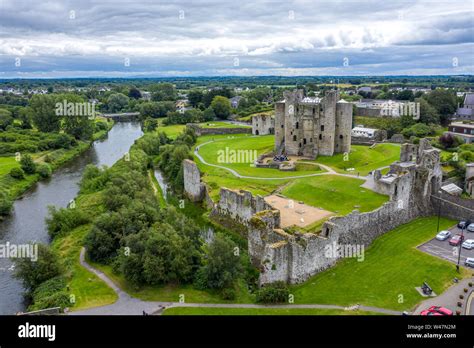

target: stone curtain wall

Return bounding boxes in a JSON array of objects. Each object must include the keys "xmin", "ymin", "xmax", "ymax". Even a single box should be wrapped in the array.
[
  {"xmin": 249, "ymin": 199, "xmax": 424, "ymax": 285},
  {"xmin": 186, "ymin": 123, "xmax": 251, "ymax": 136},
  {"xmin": 431, "ymin": 193, "xmax": 474, "ymax": 221},
  {"xmin": 249, "ymin": 139, "xmax": 444, "ymax": 285}
]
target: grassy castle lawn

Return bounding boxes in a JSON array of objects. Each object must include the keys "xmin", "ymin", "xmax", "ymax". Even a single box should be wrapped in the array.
[
  {"xmin": 291, "ymin": 217, "xmax": 469, "ymax": 311},
  {"xmin": 199, "ymin": 121, "xmax": 251, "ymax": 129},
  {"xmin": 315, "ymin": 143, "xmax": 401, "ymax": 176},
  {"xmin": 162, "ymin": 307, "xmax": 381, "ymax": 315},
  {"xmin": 194, "ymin": 134, "xmax": 325, "ymax": 178},
  {"xmin": 282, "ymin": 175, "xmax": 389, "ymax": 214}
]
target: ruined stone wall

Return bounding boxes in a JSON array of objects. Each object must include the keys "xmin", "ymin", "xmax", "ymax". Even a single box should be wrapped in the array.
[
  {"xmin": 183, "ymin": 159, "xmax": 205, "ymax": 202},
  {"xmin": 249, "ymin": 138, "xmax": 444, "ymax": 285},
  {"xmin": 186, "ymin": 123, "xmax": 251, "ymax": 136},
  {"xmin": 431, "ymin": 192, "xmax": 474, "ymax": 221},
  {"xmin": 211, "ymin": 188, "xmax": 274, "ymax": 226},
  {"xmin": 252, "ymin": 115, "xmax": 275, "ymax": 135}
]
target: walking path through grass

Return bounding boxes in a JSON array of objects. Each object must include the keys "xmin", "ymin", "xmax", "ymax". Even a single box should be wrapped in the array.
[
  {"xmin": 70, "ymin": 248, "xmax": 402, "ymax": 315},
  {"xmin": 194, "ymin": 139, "xmax": 369, "ymax": 181}
]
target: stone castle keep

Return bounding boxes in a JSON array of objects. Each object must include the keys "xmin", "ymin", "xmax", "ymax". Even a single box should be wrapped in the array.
[{"xmin": 274, "ymin": 89, "xmax": 352, "ymax": 158}]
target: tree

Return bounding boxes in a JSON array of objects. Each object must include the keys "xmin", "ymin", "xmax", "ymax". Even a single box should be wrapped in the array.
[
  {"xmin": 0, "ymin": 108, "xmax": 13, "ymax": 130},
  {"xmin": 151, "ymin": 83, "xmax": 177, "ymax": 101},
  {"xmin": 107, "ymin": 93, "xmax": 129, "ymax": 113},
  {"xmin": 58, "ymin": 94, "xmax": 95, "ymax": 140},
  {"xmin": 18, "ymin": 107, "xmax": 33, "ymax": 129},
  {"xmin": 424, "ymin": 89, "xmax": 457, "ymax": 125},
  {"xmin": 13, "ymin": 244, "xmax": 63, "ymax": 291},
  {"xmin": 418, "ymin": 98, "xmax": 440, "ymax": 125},
  {"xmin": 195, "ymin": 234, "xmax": 242, "ymax": 290},
  {"xmin": 128, "ymin": 87, "xmax": 142, "ymax": 99},
  {"xmin": 30, "ymin": 94, "xmax": 61, "ymax": 132},
  {"xmin": 210, "ymin": 96, "xmax": 232, "ymax": 119},
  {"xmin": 188, "ymin": 89, "xmax": 203, "ymax": 107},
  {"xmin": 20, "ymin": 154, "xmax": 36, "ymax": 174},
  {"xmin": 202, "ymin": 107, "xmax": 216, "ymax": 122},
  {"xmin": 202, "ymin": 88, "xmax": 233, "ymax": 107},
  {"xmin": 401, "ymin": 123, "xmax": 434, "ymax": 138}
]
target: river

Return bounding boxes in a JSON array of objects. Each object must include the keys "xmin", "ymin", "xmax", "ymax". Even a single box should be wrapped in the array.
[{"xmin": 0, "ymin": 122, "xmax": 143, "ymax": 315}]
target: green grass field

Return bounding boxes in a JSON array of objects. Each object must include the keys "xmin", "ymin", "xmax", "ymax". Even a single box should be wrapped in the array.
[
  {"xmin": 51, "ymin": 190, "xmax": 118, "ymax": 311},
  {"xmin": 156, "ymin": 123, "xmax": 186, "ymax": 139},
  {"xmin": 162, "ymin": 307, "xmax": 380, "ymax": 315},
  {"xmin": 282, "ymin": 175, "xmax": 388, "ymax": 214},
  {"xmin": 315, "ymin": 144, "xmax": 400, "ymax": 176},
  {"xmin": 291, "ymin": 217, "xmax": 469, "ymax": 311},
  {"xmin": 199, "ymin": 121, "xmax": 251, "ymax": 129},
  {"xmin": 195, "ymin": 134, "xmax": 324, "ymax": 178}
]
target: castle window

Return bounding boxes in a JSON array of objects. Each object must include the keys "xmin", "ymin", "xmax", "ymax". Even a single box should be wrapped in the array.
[
  {"xmin": 319, "ymin": 134, "xmax": 322, "ymax": 140},
  {"xmin": 310, "ymin": 138, "xmax": 313, "ymax": 143},
  {"xmin": 296, "ymin": 122, "xmax": 299, "ymax": 129},
  {"xmin": 299, "ymin": 143, "xmax": 302, "ymax": 148},
  {"xmin": 281, "ymin": 124, "xmax": 284, "ymax": 128},
  {"xmin": 303, "ymin": 138, "xmax": 307, "ymax": 145},
  {"xmin": 321, "ymin": 125, "xmax": 324, "ymax": 131},
  {"xmin": 293, "ymin": 135, "xmax": 297, "ymax": 141},
  {"xmin": 312, "ymin": 108, "xmax": 315, "ymax": 115},
  {"xmin": 339, "ymin": 135, "xmax": 343, "ymax": 139}
]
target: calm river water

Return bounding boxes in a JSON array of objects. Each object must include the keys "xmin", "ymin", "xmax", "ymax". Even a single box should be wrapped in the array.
[{"xmin": 0, "ymin": 122, "xmax": 143, "ymax": 315}]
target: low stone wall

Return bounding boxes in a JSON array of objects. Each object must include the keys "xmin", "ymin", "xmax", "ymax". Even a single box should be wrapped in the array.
[
  {"xmin": 431, "ymin": 192, "xmax": 474, "ymax": 221},
  {"xmin": 186, "ymin": 123, "xmax": 251, "ymax": 136}
]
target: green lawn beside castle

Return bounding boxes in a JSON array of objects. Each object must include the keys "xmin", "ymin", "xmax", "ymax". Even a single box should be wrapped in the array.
[
  {"xmin": 282, "ymin": 175, "xmax": 389, "ymax": 214},
  {"xmin": 291, "ymin": 217, "xmax": 468, "ymax": 311},
  {"xmin": 314, "ymin": 143, "xmax": 401, "ymax": 176}
]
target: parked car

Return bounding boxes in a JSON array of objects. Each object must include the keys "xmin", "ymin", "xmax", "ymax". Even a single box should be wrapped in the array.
[
  {"xmin": 467, "ymin": 223, "xmax": 474, "ymax": 232},
  {"xmin": 458, "ymin": 221, "xmax": 467, "ymax": 229},
  {"xmin": 449, "ymin": 234, "xmax": 465, "ymax": 246},
  {"xmin": 420, "ymin": 306, "xmax": 453, "ymax": 316},
  {"xmin": 436, "ymin": 230, "xmax": 451, "ymax": 241},
  {"xmin": 462, "ymin": 239, "xmax": 474, "ymax": 250},
  {"xmin": 465, "ymin": 258, "xmax": 474, "ymax": 268}
]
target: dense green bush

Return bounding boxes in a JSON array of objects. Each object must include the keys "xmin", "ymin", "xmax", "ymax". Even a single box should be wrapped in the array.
[
  {"xmin": 0, "ymin": 190, "xmax": 13, "ymax": 216},
  {"xmin": 13, "ymin": 244, "xmax": 63, "ymax": 291},
  {"xmin": 37, "ymin": 163, "xmax": 52, "ymax": 178},
  {"xmin": 9, "ymin": 167, "xmax": 25, "ymax": 179},
  {"xmin": 46, "ymin": 206, "xmax": 90, "ymax": 238},
  {"xmin": 20, "ymin": 154, "xmax": 36, "ymax": 174},
  {"xmin": 256, "ymin": 281, "xmax": 290, "ymax": 303},
  {"xmin": 28, "ymin": 276, "xmax": 70, "ymax": 312}
]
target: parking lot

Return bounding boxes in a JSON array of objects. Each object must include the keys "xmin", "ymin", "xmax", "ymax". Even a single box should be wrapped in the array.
[{"xmin": 418, "ymin": 224, "xmax": 474, "ymax": 267}]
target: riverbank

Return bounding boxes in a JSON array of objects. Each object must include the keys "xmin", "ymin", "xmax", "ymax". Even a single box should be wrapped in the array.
[
  {"xmin": 0, "ymin": 122, "xmax": 142, "ymax": 315},
  {"xmin": 0, "ymin": 119, "xmax": 114, "ymax": 213}
]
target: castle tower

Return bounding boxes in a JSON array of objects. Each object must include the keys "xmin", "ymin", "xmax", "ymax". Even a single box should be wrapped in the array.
[
  {"xmin": 317, "ymin": 90, "xmax": 338, "ymax": 156},
  {"xmin": 334, "ymin": 99, "xmax": 352, "ymax": 154},
  {"xmin": 274, "ymin": 89, "xmax": 351, "ymax": 158}
]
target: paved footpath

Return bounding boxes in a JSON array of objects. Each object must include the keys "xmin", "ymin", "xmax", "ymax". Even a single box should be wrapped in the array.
[{"xmin": 70, "ymin": 248, "xmax": 402, "ymax": 316}]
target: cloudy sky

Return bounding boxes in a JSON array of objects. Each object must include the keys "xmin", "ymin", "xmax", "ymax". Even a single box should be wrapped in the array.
[{"xmin": 0, "ymin": 0, "xmax": 473, "ymax": 78}]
